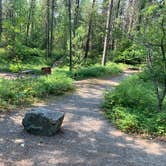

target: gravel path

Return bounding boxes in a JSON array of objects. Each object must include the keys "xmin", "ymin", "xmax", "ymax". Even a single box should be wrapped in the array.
[{"xmin": 0, "ymin": 70, "xmax": 166, "ymax": 166}]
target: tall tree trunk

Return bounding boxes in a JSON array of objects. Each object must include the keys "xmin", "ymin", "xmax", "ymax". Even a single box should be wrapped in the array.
[
  {"xmin": 73, "ymin": 0, "xmax": 79, "ymax": 37},
  {"xmin": 26, "ymin": 3, "xmax": 31, "ymax": 44},
  {"xmin": 116, "ymin": 0, "xmax": 121, "ymax": 18},
  {"xmin": 127, "ymin": 0, "xmax": 136, "ymax": 34},
  {"xmin": 9, "ymin": 0, "xmax": 15, "ymax": 59},
  {"xmin": 0, "ymin": 0, "xmax": 2, "ymax": 43},
  {"xmin": 30, "ymin": 0, "xmax": 36, "ymax": 40},
  {"xmin": 50, "ymin": 0, "xmax": 55, "ymax": 56},
  {"xmin": 67, "ymin": 0, "xmax": 72, "ymax": 71},
  {"xmin": 136, "ymin": 0, "xmax": 146, "ymax": 31},
  {"xmin": 111, "ymin": 0, "xmax": 121, "ymax": 51},
  {"xmin": 102, "ymin": 0, "xmax": 114, "ymax": 66},
  {"xmin": 46, "ymin": 0, "xmax": 51, "ymax": 59},
  {"xmin": 84, "ymin": 0, "xmax": 95, "ymax": 59},
  {"xmin": 26, "ymin": 0, "xmax": 36, "ymax": 45}
]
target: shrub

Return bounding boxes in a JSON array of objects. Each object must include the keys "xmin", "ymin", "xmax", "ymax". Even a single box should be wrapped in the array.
[
  {"xmin": 69, "ymin": 63, "xmax": 123, "ymax": 80},
  {"xmin": 34, "ymin": 72, "xmax": 74, "ymax": 96},
  {"xmin": 15, "ymin": 45, "xmax": 44, "ymax": 59},
  {"xmin": 113, "ymin": 44, "xmax": 146, "ymax": 65},
  {"xmin": 0, "ymin": 71, "xmax": 74, "ymax": 110},
  {"xmin": 103, "ymin": 74, "xmax": 166, "ymax": 136}
]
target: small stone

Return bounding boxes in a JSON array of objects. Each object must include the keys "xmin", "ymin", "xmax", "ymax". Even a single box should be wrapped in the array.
[
  {"xmin": 22, "ymin": 108, "xmax": 65, "ymax": 136},
  {"xmin": 20, "ymin": 143, "xmax": 25, "ymax": 148}
]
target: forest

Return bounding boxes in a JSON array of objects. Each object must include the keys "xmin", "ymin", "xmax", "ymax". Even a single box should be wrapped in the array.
[
  {"xmin": 0, "ymin": 0, "xmax": 166, "ymax": 165},
  {"xmin": 0, "ymin": 0, "xmax": 165, "ymax": 146}
]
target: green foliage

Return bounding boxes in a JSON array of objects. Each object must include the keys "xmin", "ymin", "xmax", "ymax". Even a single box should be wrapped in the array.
[
  {"xmin": 0, "ymin": 71, "xmax": 74, "ymax": 110},
  {"xmin": 34, "ymin": 72, "xmax": 74, "ymax": 96},
  {"xmin": 0, "ymin": 48, "xmax": 10, "ymax": 71},
  {"xmin": 0, "ymin": 47, "xmax": 47, "ymax": 73},
  {"xmin": 113, "ymin": 44, "xmax": 146, "ymax": 65},
  {"xmin": 15, "ymin": 45, "xmax": 45, "ymax": 61},
  {"xmin": 103, "ymin": 74, "xmax": 166, "ymax": 136},
  {"xmin": 9, "ymin": 58, "xmax": 23, "ymax": 73},
  {"xmin": 69, "ymin": 63, "xmax": 123, "ymax": 80}
]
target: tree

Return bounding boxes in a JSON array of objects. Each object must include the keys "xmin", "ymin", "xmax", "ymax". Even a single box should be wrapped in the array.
[
  {"xmin": 138, "ymin": 2, "xmax": 166, "ymax": 111},
  {"xmin": 46, "ymin": 0, "xmax": 51, "ymax": 59},
  {"xmin": 50, "ymin": 0, "xmax": 56, "ymax": 55},
  {"xmin": 67, "ymin": 0, "xmax": 72, "ymax": 71},
  {"xmin": 0, "ymin": 0, "xmax": 2, "ymax": 43},
  {"xmin": 26, "ymin": 0, "xmax": 36, "ymax": 45},
  {"xmin": 84, "ymin": 0, "xmax": 96, "ymax": 59},
  {"xmin": 7, "ymin": 0, "xmax": 16, "ymax": 59},
  {"xmin": 102, "ymin": 0, "xmax": 114, "ymax": 66},
  {"xmin": 73, "ymin": 0, "xmax": 79, "ymax": 37}
]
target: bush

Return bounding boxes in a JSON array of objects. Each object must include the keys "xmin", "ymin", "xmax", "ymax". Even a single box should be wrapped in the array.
[
  {"xmin": 69, "ymin": 63, "xmax": 123, "ymax": 80},
  {"xmin": 34, "ymin": 72, "xmax": 74, "ymax": 96},
  {"xmin": 0, "ymin": 71, "xmax": 74, "ymax": 110},
  {"xmin": 103, "ymin": 74, "xmax": 166, "ymax": 136},
  {"xmin": 113, "ymin": 44, "xmax": 146, "ymax": 65},
  {"xmin": 15, "ymin": 45, "xmax": 44, "ymax": 58}
]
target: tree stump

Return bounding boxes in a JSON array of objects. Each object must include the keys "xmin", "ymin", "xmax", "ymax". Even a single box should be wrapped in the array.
[{"xmin": 41, "ymin": 67, "xmax": 52, "ymax": 75}]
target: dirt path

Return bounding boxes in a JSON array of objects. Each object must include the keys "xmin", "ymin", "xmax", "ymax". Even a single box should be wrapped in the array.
[
  {"xmin": 0, "ymin": 72, "xmax": 17, "ymax": 79},
  {"xmin": 0, "ymin": 70, "xmax": 165, "ymax": 166}
]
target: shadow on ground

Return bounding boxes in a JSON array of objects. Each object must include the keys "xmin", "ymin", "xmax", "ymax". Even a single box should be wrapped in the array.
[{"xmin": 0, "ymin": 70, "xmax": 165, "ymax": 166}]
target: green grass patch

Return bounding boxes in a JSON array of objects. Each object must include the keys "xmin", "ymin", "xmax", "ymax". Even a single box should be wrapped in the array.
[
  {"xmin": 103, "ymin": 74, "xmax": 166, "ymax": 136},
  {"xmin": 68, "ymin": 63, "xmax": 124, "ymax": 80},
  {"xmin": 0, "ymin": 71, "xmax": 74, "ymax": 110}
]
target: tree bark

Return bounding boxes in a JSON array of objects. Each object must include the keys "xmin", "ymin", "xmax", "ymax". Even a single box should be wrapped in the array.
[
  {"xmin": 111, "ymin": 0, "xmax": 121, "ymax": 52},
  {"xmin": 0, "ymin": 0, "xmax": 2, "ymax": 43},
  {"xmin": 73, "ymin": 0, "xmax": 79, "ymax": 37},
  {"xmin": 9, "ymin": 0, "xmax": 15, "ymax": 59},
  {"xmin": 30, "ymin": 0, "xmax": 36, "ymax": 40},
  {"xmin": 116, "ymin": 0, "xmax": 121, "ymax": 18},
  {"xmin": 46, "ymin": 0, "xmax": 51, "ymax": 59},
  {"xmin": 147, "ymin": 46, "xmax": 166, "ymax": 112},
  {"xmin": 50, "ymin": 0, "xmax": 55, "ymax": 56},
  {"xmin": 136, "ymin": 0, "xmax": 146, "ymax": 31},
  {"xmin": 102, "ymin": 0, "xmax": 114, "ymax": 66},
  {"xmin": 26, "ymin": 0, "xmax": 36, "ymax": 45},
  {"xmin": 67, "ymin": 0, "xmax": 72, "ymax": 71},
  {"xmin": 84, "ymin": 0, "xmax": 96, "ymax": 59}
]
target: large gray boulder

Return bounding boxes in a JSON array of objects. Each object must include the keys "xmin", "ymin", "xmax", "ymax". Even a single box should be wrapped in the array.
[{"xmin": 22, "ymin": 108, "xmax": 65, "ymax": 136}]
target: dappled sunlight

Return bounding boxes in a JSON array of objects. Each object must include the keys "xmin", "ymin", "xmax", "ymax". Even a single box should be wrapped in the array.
[
  {"xmin": 15, "ymin": 160, "xmax": 34, "ymax": 166},
  {"xmin": 10, "ymin": 115, "xmax": 23, "ymax": 125},
  {"xmin": 108, "ymin": 129, "xmax": 124, "ymax": 137},
  {"xmin": 111, "ymin": 131, "xmax": 166, "ymax": 156},
  {"xmin": 116, "ymin": 143, "xmax": 126, "ymax": 148},
  {"xmin": 33, "ymin": 102, "xmax": 48, "ymax": 107},
  {"xmin": 0, "ymin": 0, "xmax": 164, "ymax": 164},
  {"xmin": 73, "ymin": 116, "xmax": 105, "ymax": 132},
  {"xmin": 130, "ymin": 140, "xmax": 166, "ymax": 156},
  {"xmin": 0, "ymin": 72, "xmax": 17, "ymax": 80},
  {"xmin": 0, "ymin": 71, "xmax": 165, "ymax": 166},
  {"xmin": 13, "ymin": 139, "xmax": 24, "ymax": 144}
]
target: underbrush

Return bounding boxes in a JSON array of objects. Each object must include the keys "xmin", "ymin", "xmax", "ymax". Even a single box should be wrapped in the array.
[
  {"xmin": 68, "ymin": 63, "xmax": 125, "ymax": 80},
  {"xmin": 0, "ymin": 47, "xmax": 49, "ymax": 73},
  {"xmin": 113, "ymin": 44, "xmax": 146, "ymax": 65},
  {"xmin": 0, "ymin": 61, "xmax": 125, "ymax": 110},
  {"xmin": 103, "ymin": 74, "xmax": 166, "ymax": 136},
  {"xmin": 0, "ymin": 72, "xmax": 74, "ymax": 110}
]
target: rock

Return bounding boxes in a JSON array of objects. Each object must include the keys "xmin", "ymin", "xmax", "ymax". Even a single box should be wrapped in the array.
[
  {"xmin": 20, "ymin": 143, "xmax": 25, "ymax": 148},
  {"xmin": 22, "ymin": 108, "xmax": 65, "ymax": 136}
]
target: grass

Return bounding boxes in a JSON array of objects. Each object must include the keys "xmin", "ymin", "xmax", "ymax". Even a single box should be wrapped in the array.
[
  {"xmin": 103, "ymin": 74, "xmax": 166, "ymax": 137},
  {"xmin": 0, "ymin": 50, "xmax": 125, "ymax": 111},
  {"xmin": 0, "ymin": 71, "xmax": 74, "ymax": 110},
  {"xmin": 0, "ymin": 47, "xmax": 49, "ymax": 73},
  {"xmin": 64, "ymin": 63, "xmax": 126, "ymax": 80}
]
